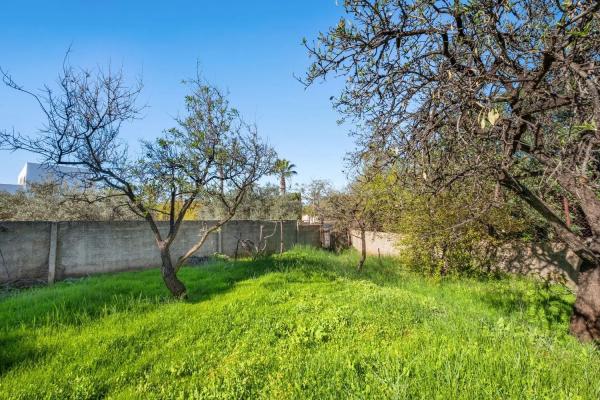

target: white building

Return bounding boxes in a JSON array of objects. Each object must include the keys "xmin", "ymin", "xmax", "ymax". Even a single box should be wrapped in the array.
[{"xmin": 0, "ymin": 162, "xmax": 82, "ymax": 193}]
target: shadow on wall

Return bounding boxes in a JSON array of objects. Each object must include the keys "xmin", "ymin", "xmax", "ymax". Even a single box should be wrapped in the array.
[
  {"xmin": 495, "ymin": 242, "xmax": 581, "ymax": 290},
  {"xmin": 350, "ymin": 230, "xmax": 580, "ymax": 288}
]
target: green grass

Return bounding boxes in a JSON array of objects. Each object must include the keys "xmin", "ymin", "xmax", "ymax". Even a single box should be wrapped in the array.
[{"xmin": 0, "ymin": 246, "xmax": 598, "ymax": 399}]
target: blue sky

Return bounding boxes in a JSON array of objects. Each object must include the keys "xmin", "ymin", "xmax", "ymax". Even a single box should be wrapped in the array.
[{"xmin": 0, "ymin": 0, "xmax": 353, "ymax": 188}]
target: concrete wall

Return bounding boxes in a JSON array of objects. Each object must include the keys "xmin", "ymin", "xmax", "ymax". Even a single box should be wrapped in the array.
[
  {"xmin": 350, "ymin": 230, "xmax": 403, "ymax": 256},
  {"xmin": 351, "ymin": 230, "xmax": 581, "ymax": 287},
  {"xmin": 0, "ymin": 220, "xmax": 321, "ymax": 284},
  {"xmin": 0, "ymin": 222, "xmax": 51, "ymax": 282},
  {"xmin": 495, "ymin": 242, "xmax": 581, "ymax": 289},
  {"xmin": 299, "ymin": 224, "xmax": 322, "ymax": 250}
]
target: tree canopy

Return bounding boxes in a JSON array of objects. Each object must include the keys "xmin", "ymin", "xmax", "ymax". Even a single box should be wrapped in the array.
[
  {"xmin": 1, "ymin": 64, "xmax": 276, "ymax": 298},
  {"xmin": 305, "ymin": 0, "xmax": 600, "ymax": 341}
]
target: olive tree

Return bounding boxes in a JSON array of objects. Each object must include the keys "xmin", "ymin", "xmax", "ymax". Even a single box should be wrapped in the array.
[
  {"xmin": 305, "ymin": 0, "xmax": 600, "ymax": 341},
  {"xmin": 0, "ymin": 65, "xmax": 275, "ymax": 298},
  {"xmin": 302, "ymin": 179, "xmax": 333, "ymax": 224},
  {"xmin": 198, "ymin": 183, "xmax": 301, "ymax": 220},
  {"xmin": 326, "ymin": 174, "xmax": 383, "ymax": 271},
  {"xmin": 0, "ymin": 183, "xmax": 138, "ymax": 221}
]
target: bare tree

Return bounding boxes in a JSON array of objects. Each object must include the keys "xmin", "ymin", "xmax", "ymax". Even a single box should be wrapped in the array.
[
  {"xmin": 326, "ymin": 180, "xmax": 377, "ymax": 271},
  {"xmin": 302, "ymin": 179, "xmax": 333, "ymax": 224},
  {"xmin": 0, "ymin": 64, "xmax": 275, "ymax": 298},
  {"xmin": 232, "ymin": 220, "xmax": 279, "ymax": 260},
  {"xmin": 305, "ymin": 0, "xmax": 600, "ymax": 341}
]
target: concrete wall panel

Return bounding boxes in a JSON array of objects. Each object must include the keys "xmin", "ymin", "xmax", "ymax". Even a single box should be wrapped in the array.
[
  {"xmin": 351, "ymin": 230, "xmax": 581, "ymax": 287},
  {"xmin": 0, "ymin": 220, "xmax": 321, "ymax": 284},
  {"xmin": 0, "ymin": 222, "xmax": 51, "ymax": 282}
]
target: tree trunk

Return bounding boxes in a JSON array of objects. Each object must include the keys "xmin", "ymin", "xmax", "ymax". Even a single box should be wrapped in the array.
[
  {"xmin": 357, "ymin": 228, "xmax": 366, "ymax": 272},
  {"xmin": 440, "ymin": 246, "xmax": 449, "ymax": 276},
  {"xmin": 500, "ymin": 172, "xmax": 598, "ymax": 264},
  {"xmin": 563, "ymin": 196, "xmax": 571, "ymax": 228},
  {"xmin": 280, "ymin": 175, "xmax": 286, "ymax": 195},
  {"xmin": 500, "ymin": 171, "xmax": 600, "ymax": 342},
  {"xmin": 159, "ymin": 246, "xmax": 187, "ymax": 299},
  {"xmin": 570, "ymin": 265, "xmax": 600, "ymax": 342},
  {"xmin": 219, "ymin": 165, "xmax": 224, "ymax": 195}
]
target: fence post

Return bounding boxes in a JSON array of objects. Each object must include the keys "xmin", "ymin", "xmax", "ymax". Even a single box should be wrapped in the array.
[{"xmin": 48, "ymin": 222, "xmax": 58, "ymax": 285}]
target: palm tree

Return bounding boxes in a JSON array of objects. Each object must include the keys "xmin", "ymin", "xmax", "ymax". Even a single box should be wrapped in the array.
[{"xmin": 274, "ymin": 159, "xmax": 297, "ymax": 195}]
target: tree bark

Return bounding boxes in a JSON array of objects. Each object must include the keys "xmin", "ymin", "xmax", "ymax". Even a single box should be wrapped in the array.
[
  {"xmin": 159, "ymin": 245, "xmax": 187, "ymax": 299},
  {"xmin": 570, "ymin": 266, "xmax": 600, "ymax": 342},
  {"xmin": 358, "ymin": 228, "xmax": 366, "ymax": 272},
  {"xmin": 280, "ymin": 175, "xmax": 286, "ymax": 195}
]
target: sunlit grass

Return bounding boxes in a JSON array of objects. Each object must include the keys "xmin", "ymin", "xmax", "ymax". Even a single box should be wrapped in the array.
[{"xmin": 0, "ymin": 246, "xmax": 598, "ymax": 399}]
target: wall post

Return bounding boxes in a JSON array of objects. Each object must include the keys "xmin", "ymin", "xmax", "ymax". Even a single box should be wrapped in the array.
[
  {"xmin": 48, "ymin": 222, "xmax": 58, "ymax": 284},
  {"xmin": 279, "ymin": 220, "xmax": 284, "ymax": 253},
  {"xmin": 217, "ymin": 228, "xmax": 223, "ymax": 254}
]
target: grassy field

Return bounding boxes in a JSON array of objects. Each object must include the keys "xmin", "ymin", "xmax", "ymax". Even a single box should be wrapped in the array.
[{"xmin": 0, "ymin": 247, "xmax": 598, "ymax": 399}]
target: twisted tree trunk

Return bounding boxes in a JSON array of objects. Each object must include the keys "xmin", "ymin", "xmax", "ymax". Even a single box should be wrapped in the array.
[{"xmin": 159, "ymin": 244, "xmax": 187, "ymax": 299}]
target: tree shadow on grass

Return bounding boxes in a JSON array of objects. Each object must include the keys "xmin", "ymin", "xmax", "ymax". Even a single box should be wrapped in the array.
[
  {"xmin": 0, "ymin": 247, "xmax": 380, "ymax": 331},
  {"xmin": 0, "ymin": 247, "xmax": 397, "ymax": 376},
  {"xmin": 0, "ymin": 258, "xmax": 284, "ymax": 331},
  {"xmin": 0, "ymin": 256, "xmax": 286, "ymax": 377},
  {"xmin": 182, "ymin": 257, "xmax": 281, "ymax": 301},
  {"xmin": 0, "ymin": 331, "xmax": 51, "ymax": 375},
  {"xmin": 181, "ymin": 251, "xmax": 360, "ymax": 301},
  {"xmin": 477, "ymin": 281, "xmax": 574, "ymax": 330}
]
